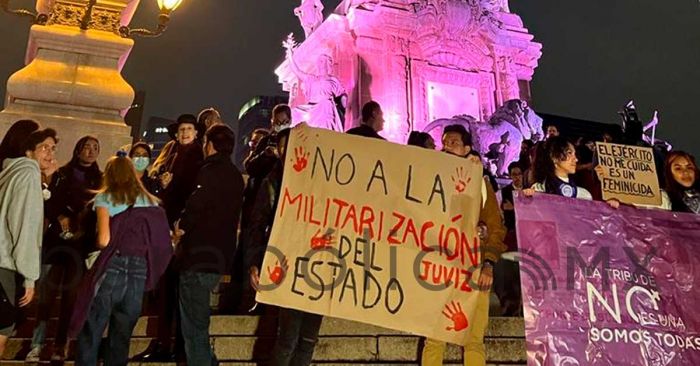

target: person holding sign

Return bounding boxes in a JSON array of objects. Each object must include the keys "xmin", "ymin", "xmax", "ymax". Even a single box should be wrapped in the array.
[
  {"xmin": 523, "ymin": 137, "xmax": 620, "ymax": 209},
  {"xmin": 246, "ymin": 127, "xmax": 324, "ymax": 366},
  {"xmin": 664, "ymin": 151, "xmax": 700, "ymax": 214},
  {"xmin": 421, "ymin": 124, "xmax": 506, "ymax": 366}
]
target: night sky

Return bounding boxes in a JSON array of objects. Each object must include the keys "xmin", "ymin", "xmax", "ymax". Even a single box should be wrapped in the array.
[{"xmin": 1, "ymin": 0, "xmax": 698, "ymax": 155}]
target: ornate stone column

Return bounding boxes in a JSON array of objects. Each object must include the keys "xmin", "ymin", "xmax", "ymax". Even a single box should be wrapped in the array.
[{"xmin": 0, "ymin": 0, "xmax": 140, "ymax": 165}]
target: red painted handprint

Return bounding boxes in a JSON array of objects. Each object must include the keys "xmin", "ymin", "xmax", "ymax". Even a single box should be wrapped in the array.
[
  {"xmin": 451, "ymin": 167, "xmax": 471, "ymax": 194},
  {"xmin": 443, "ymin": 301, "xmax": 469, "ymax": 331},
  {"xmin": 267, "ymin": 257, "xmax": 289, "ymax": 285},
  {"xmin": 293, "ymin": 147, "xmax": 310, "ymax": 172},
  {"xmin": 310, "ymin": 229, "xmax": 335, "ymax": 250}
]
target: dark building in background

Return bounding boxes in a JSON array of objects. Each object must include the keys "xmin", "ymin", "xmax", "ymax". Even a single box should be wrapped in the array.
[
  {"xmin": 235, "ymin": 95, "xmax": 288, "ymax": 170},
  {"xmin": 141, "ymin": 116, "xmax": 175, "ymax": 157},
  {"xmin": 539, "ymin": 113, "xmax": 623, "ymax": 142},
  {"xmin": 124, "ymin": 91, "xmax": 147, "ymax": 142}
]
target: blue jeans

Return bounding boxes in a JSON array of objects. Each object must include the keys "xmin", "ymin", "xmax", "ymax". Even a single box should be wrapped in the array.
[
  {"xmin": 272, "ymin": 308, "xmax": 323, "ymax": 366},
  {"xmin": 179, "ymin": 271, "xmax": 221, "ymax": 366},
  {"xmin": 76, "ymin": 255, "xmax": 147, "ymax": 366}
]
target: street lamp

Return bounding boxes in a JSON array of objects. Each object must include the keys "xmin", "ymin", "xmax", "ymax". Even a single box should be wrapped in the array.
[
  {"xmin": 0, "ymin": 0, "xmax": 183, "ymax": 38},
  {"xmin": 0, "ymin": 0, "xmax": 47, "ymax": 24},
  {"xmin": 120, "ymin": 0, "xmax": 183, "ymax": 37}
]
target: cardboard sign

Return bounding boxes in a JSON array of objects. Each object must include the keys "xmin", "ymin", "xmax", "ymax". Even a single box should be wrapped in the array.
[
  {"xmin": 515, "ymin": 194, "xmax": 700, "ymax": 365},
  {"xmin": 596, "ymin": 142, "xmax": 661, "ymax": 206},
  {"xmin": 256, "ymin": 125, "xmax": 486, "ymax": 345}
]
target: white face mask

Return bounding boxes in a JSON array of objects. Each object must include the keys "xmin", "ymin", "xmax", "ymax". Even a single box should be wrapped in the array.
[
  {"xmin": 132, "ymin": 156, "xmax": 150, "ymax": 172},
  {"xmin": 273, "ymin": 123, "xmax": 291, "ymax": 133}
]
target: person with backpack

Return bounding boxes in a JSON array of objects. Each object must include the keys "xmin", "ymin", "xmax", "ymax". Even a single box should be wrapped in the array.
[{"xmin": 71, "ymin": 153, "xmax": 172, "ymax": 366}]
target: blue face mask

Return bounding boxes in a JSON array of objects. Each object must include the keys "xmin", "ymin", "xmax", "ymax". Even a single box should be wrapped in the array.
[{"xmin": 132, "ymin": 157, "xmax": 150, "ymax": 172}]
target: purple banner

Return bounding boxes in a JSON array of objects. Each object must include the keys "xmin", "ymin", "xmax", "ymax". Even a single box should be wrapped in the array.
[{"xmin": 515, "ymin": 194, "xmax": 700, "ymax": 366}]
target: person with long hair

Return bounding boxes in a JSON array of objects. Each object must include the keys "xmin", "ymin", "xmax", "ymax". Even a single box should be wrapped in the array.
[
  {"xmin": 135, "ymin": 114, "xmax": 203, "ymax": 362},
  {"xmin": 523, "ymin": 136, "xmax": 620, "ymax": 208},
  {"xmin": 0, "ymin": 128, "xmax": 58, "ymax": 356},
  {"xmin": 129, "ymin": 142, "xmax": 161, "ymax": 196},
  {"xmin": 28, "ymin": 135, "xmax": 102, "ymax": 361},
  {"xmin": 0, "ymin": 120, "xmax": 41, "ymax": 171},
  {"xmin": 71, "ymin": 153, "xmax": 172, "ymax": 366},
  {"xmin": 664, "ymin": 151, "xmax": 700, "ymax": 213}
]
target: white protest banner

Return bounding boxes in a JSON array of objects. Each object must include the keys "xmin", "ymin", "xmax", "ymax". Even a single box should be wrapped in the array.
[{"xmin": 256, "ymin": 125, "xmax": 487, "ymax": 345}]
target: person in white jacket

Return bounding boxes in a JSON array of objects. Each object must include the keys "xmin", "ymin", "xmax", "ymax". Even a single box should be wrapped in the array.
[{"xmin": 0, "ymin": 127, "xmax": 57, "ymax": 355}]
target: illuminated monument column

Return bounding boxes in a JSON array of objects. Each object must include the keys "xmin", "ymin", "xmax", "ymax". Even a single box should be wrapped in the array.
[
  {"xmin": 276, "ymin": 0, "xmax": 542, "ymax": 143},
  {"xmin": 0, "ymin": 0, "xmax": 140, "ymax": 164}
]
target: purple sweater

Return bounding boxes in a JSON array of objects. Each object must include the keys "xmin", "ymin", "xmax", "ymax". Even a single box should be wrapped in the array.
[{"xmin": 69, "ymin": 206, "xmax": 172, "ymax": 337}]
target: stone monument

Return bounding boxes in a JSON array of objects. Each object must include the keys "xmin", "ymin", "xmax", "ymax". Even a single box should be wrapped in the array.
[
  {"xmin": 0, "ymin": 0, "xmax": 141, "ymax": 164},
  {"xmin": 276, "ymin": 0, "xmax": 542, "ymax": 146}
]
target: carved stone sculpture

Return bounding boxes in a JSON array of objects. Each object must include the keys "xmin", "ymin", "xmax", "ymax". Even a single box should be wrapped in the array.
[
  {"xmin": 283, "ymin": 34, "xmax": 347, "ymax": 131},
  {"xmin": 295, "ymin": 0, "xmax": 324, "ymax": 38},
  {"xmin": 423, "ymin": 100, "xmax": 543, "ymax": 176},
  {"xmin": 275, "ymin": 0, "xmax": 542, "ymax": 142}
]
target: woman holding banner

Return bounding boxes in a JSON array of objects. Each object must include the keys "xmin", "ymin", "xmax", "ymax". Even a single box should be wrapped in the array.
[
  {"xmin": 664, "ymin": 151, "xmax": 700, "ymax": 214},
  {"xmin": 523, "ymin": 136, "xmax": 620, "ymax": 208}
]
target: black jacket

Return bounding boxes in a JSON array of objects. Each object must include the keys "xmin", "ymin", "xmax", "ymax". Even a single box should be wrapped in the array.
[
  {"xmin": 241, "ymin": 134, "xmax": 279, "ymax": 234},
  {"xmin": 244, "ymin": 161, "xmax": 284, "ymax": 270},
  {"xmin": 155, "ymin": 141, "xmax": 204, "ymax": 226},
  {"xmin": 500, "ymin": 185, "xmax": 516, "ymax": 231},
  {"xmin": 176, "ymin": 153, "xmax": 244, "ymax": 274},
  {"xmin": 346, "ymin": 124, "xmax": 385, "ymax": 140},
  {"xmin": 43, "ymin": 162, "xmax": 102, "ymax": 264}
]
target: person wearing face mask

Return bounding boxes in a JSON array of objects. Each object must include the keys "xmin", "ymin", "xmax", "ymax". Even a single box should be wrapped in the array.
[
  {"xmin": 129, "ymin": 142, "xmax": 160, "ymax": 196},
  {"xmin": 664, "ymin": 151, "xmax": 700, "ymax": 214},
  {"xmin": 234, "ymin": 105, "xmax": 291, "ymax": 313},
  {"xmin": 244, "ymin": 104, "xmax": 290, "ymax": 179},
  {"xmin": 246, "ymin": 127, "xmax": 326, "ymax": 366}
]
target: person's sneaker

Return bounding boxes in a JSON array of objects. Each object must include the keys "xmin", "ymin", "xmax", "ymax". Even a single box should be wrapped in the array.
[{"xmin": 25, "ymin": 346, "xmax": 42, "ymax": 362}]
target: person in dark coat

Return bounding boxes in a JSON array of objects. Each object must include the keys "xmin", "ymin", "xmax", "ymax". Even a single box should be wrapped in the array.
[
  {"xmin": 233, "ymin": 105, "xmax": 289, "ymax": 312},
  {"xmin": 346, "ymin": 101, "xmax": 385, "ymax": 140},
  {"xmin": 28, "ymin": 135, "xmax": 102, "ymax": 362},
  {"xmin": 151, "ymin": 114, "xmax": 205, "ymax": 226},
  {"xmin": 246, "ymin": 128, "xmax": 325, "ymax": 366},
  {"xmin": 134, "ymin": 114, "xmax": 204, "ymax": 362},
  {"xmin": 173, "ymin": 125, "xmax": 244, "ymax": 366},
  {"xmin": 494, "ymin": 162, "xmax": 524, "ymax": 316}
]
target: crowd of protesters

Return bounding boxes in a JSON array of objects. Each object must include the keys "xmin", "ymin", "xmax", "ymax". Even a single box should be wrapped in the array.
[{"xmin": 0, "ymin": 99, "xmax": 697, "ymax": 366}]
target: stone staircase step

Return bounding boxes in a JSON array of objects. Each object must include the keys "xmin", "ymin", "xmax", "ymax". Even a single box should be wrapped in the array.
[
  {"xmin": 5, "ymin": 316, "xmax": 525, "ymax": 363},
  {"xmin": 14, "ymin": 316, "xmax": 524, "ymax": 339},
  {"xmin": 1, "ymin": 336, "xmax": 525, "ymax": 363}
]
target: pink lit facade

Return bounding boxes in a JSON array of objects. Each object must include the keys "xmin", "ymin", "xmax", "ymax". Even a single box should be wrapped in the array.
[{"xmin": 276, "ymin": 0, "xmax": 542, "ymax": 143}]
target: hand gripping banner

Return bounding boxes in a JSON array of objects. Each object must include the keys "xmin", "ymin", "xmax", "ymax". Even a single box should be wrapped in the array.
[
  {"xmin": 515, "ymin": 193, "xmax": 700, "ymax": 365},
  {"xmin": 256, "ymin": 125, "xmax": 487, "ymax": 345}
]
